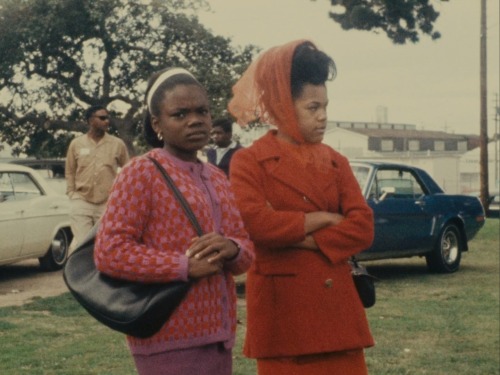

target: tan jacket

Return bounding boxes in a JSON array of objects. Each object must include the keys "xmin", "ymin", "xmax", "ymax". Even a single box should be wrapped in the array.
[{"xmin": 65, "ymin": 133, "xmax": 129, "ymax": 204}]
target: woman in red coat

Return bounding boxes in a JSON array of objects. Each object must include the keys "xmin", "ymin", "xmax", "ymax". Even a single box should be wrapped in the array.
[{"xmin": 229, "ymin": 40, "xmax": 375, "ymax": 374}]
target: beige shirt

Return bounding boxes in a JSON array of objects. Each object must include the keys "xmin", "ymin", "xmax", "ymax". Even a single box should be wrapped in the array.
[{"xmin": 65, "ymin": 133, "xmax": 129, "ymax": 204}]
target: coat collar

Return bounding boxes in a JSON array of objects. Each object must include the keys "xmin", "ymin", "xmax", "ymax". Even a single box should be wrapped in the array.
[{"xmin": 251, "ymin": 131, "xmax": 338, "ymax": 210}]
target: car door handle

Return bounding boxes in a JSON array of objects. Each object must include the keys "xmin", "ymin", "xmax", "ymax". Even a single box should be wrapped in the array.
[{"xmin": 415, "ymin": 200, "xmax": 425, "ymax": 206}]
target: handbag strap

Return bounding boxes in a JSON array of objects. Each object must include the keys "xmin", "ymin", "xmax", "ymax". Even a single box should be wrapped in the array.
[{"xmin": 147, "ymin": 156, "xmax": 204, "ymax": 237}]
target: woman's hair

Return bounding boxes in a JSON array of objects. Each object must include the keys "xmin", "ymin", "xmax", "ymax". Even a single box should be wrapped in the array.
[
  {"xmin": 143, "ymin": 68, "xmax": 204, "ymax": 148},
  {"xmin": 229, "ymin": 39, "xmax": 336, "ymax": 143},
  {"xmin": 290, "ymin": 41, "xmax": 337, "ymax": 99}
]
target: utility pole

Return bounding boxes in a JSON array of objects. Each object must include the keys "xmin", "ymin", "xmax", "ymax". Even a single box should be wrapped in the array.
[
  {"xmin": 479, "ymin": 0, "xmax": 489, "ymax": 211},
  {"xmin": 495, "ymin": 93, "xmax": 499, "ymax": 191}
]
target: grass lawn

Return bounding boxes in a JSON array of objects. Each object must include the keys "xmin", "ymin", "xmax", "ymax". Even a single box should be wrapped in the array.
[
  {"xmin": 0, "ymin": 219, "xmax": 498, "ymax": 374},
  {"xmin": 364, "ymin": 218, "xmax": 500, "ymax": 374}
]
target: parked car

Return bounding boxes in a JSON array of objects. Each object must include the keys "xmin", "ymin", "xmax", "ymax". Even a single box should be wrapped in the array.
[
  {"xmin": 0, "ymin": 163, "xmax": 72, "ymax": 270},
  {"xmin": 350, "ymin": 161, "xmax": 485, "ymax": 273},
  {"xmin": 8, "ymin": 158, "xmax": 66, "ymax": 195}
]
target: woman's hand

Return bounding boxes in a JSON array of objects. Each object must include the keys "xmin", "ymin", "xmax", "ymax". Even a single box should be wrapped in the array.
[
  {"xmin": 185, "ymin": 232, "xmax": 240, "ymax": 278},
  {"xmin": 186, "ymin": 256, "xmax": 223, "ymax": 279}
]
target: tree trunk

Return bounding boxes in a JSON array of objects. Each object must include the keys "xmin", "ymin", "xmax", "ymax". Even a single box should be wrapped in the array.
[{"xmin": 114, "ymin": 118, "xmax": 138, "ymax": 157}]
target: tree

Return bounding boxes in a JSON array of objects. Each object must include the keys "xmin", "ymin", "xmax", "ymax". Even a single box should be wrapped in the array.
[
  {"xmin": 0, "ymin": 0, "xmax": 258, "ymax": 157},
  {"xmin": 328, "ymin": 0, "xmax": 442, "ymax": 44}
]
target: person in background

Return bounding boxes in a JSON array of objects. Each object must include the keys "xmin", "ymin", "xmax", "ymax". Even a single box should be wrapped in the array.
[
  {"xmin": 65, "ymin": 105, "xmax": 129, "ymax": 251},
  {"xmin": 228, "ymin": 40, "xmax": 375, "ymax": 374},
  {"xmin": 94, "ymin": 68, "xmax": 254, "ymax": 375},
  {"xmin": 206, "ymin": 117, "xmax": 243, "ymax": 177}
]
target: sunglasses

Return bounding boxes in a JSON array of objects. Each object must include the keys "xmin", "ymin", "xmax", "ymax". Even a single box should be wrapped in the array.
[{"xmin": 93, "ymin": 115, "xmax": 110, "ymax": 121}]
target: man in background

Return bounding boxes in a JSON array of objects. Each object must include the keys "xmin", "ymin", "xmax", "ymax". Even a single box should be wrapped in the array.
[
  {"xmin": 207, "ymin": 117, "xmax": 243, "ymax": 177},
  {"xmin": 65, "ymin": 105, "xmax": 129, "ymax": 251}
]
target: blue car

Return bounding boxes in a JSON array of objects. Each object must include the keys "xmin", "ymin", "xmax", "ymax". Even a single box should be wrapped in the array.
[{"xmin": 350, "ymin": 161, "xmax": 485, "ymax": 273}]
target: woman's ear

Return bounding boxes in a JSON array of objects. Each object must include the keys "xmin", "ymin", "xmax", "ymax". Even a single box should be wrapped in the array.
[{"xmin": 151, "ymin": 116, "xmax": 160, "ymax": 133}]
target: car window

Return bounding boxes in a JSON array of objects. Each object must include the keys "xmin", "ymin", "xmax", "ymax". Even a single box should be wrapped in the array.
[
  {"xmin": 370, "ymin": 169, "xmax": 425, "ymax": 200},
  {"xmin": 20, "ymin": 162, "xmax": 66, "ymax": 194},
  {"xmin": 0, "ymin": 172, "xmax": 43, "ymax": 202},
  {"xmin": 0, "ymin": 172, "xmax": 14, "ymax": 202},
  {"xmin": 8, "ymin": 160, "xmax": 66, "ymax": 195}
]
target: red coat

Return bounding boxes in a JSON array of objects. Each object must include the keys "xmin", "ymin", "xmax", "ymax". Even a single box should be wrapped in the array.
[{"xmin": 230, "ymin": 131, "xmax": 375, "ymax": 359}]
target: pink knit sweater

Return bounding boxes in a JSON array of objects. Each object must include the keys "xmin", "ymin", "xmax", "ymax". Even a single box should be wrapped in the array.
[{"xmin": 94, "ymin": 148, "xmax": 254, "ymax": 355}]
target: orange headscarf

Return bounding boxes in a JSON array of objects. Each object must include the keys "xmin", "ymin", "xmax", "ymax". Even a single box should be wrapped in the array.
[
  {"xmin": 228, "ymin": 39, "xmax": 309, "ymax": 144},
  {"xmin": 229, "ymin": 40, "xmax": 334, "ymax": 172}
]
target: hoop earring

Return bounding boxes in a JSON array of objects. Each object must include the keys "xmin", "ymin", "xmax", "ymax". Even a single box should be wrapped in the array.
[{"xmin": 157, "ymin": 133, "xmax": 163, "ymax": 141}]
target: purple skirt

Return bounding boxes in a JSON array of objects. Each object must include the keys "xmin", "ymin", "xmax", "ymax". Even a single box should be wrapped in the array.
[{"xmin": 132, "ymin": 343, "xmax": 232, "ymax": 375}]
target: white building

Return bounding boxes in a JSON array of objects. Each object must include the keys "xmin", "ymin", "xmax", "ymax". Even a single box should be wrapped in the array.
[
  {"xmin": 235, "ymin": 120, "xmax": 494, "ymax": 195},
  {"xmin": 322, "ymin": 121, "xmax": 480, "ymax": 194},
  {"xmin": 459, "ymin": 138, "xmax": 500, "ymax": 194}
]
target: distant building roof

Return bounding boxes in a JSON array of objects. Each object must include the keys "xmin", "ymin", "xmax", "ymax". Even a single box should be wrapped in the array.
[
  {"xmin": 327, "ymin": 121, "xmax": 480, "ymax": 145},
  {"xmin": 346, "ymin": 128, "xmax": 470, "ymax": 140}
]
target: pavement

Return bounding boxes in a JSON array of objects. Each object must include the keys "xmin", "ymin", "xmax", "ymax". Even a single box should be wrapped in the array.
[{"xmin": 0, "ymin": 260, "xmax": 68, "ymax": 307}]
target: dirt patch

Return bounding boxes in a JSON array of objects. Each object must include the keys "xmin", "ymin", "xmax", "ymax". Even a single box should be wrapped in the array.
[{"xmin": 0, "ymin": 260, "xmax": 68, "ymax": 307}]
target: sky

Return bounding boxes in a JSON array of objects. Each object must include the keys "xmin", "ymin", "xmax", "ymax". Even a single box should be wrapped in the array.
[{"xmin": 198, "ymin": 0, "xmax": 500, "ymax": 137}]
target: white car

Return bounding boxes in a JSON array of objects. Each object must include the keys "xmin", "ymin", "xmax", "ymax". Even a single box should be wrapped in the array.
[
  {"xmin": 7, "ymin": 158, "xmax": 67, "ymax": 195},
  {"xmin": 0, "ymin": 163, "xmax": 72, "ymax": 270}
]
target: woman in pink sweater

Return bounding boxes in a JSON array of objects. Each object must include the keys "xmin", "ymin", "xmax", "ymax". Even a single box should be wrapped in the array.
[{"xmin": 94, "ymin": 68, "xmax": 254, "ymax": 375}]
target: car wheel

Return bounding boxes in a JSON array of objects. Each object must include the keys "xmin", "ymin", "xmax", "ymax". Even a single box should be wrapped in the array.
[
  {"xmin": 39, "ymin": 228, "xmax": 69, "ymax": 271},
  {"xmin": 425, "ymin": 224, "xmax": 462, "ymax": 273}
]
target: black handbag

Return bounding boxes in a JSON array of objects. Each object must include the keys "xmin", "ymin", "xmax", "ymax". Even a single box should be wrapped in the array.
[
  {"xmin": 350, "ymin": 257, "xmax": 377, "ymax": 308},
  {"xmin": 63, "ymin": 157, "xmax": 203, "ymax": 338}
]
